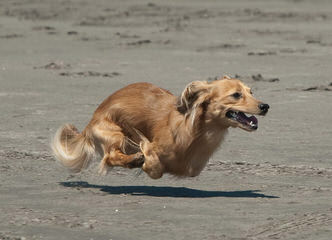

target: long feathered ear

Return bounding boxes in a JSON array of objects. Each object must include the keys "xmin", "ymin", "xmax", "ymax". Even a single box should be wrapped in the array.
[{"xmin": 177, "ymin": 81, "xmax": 211, "ymax": 114}]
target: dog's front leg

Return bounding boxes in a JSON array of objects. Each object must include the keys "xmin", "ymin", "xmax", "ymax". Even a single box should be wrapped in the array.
[{"xmin": 139, "ymin": 140, "xmax": 164, "ymax": 179}]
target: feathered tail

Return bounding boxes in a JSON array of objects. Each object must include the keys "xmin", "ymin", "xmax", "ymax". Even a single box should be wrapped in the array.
[{"xmin": 51, "ymin": 124, "xmax": 95, "ymax": 172}]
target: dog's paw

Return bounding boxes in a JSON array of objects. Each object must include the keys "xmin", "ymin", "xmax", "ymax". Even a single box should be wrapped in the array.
[
  {"xmin": 126, "ymin": 152, "xmax": 145, "ymax": 168},
  {"xmin": 142, "ymin": 161, "xmax": 163, "ymax": 179}
]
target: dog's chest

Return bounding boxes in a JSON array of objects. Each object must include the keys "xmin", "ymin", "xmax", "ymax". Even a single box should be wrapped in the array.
[{"xmin": 186, "ymin": 129, "xmax": 227, "ymax": 176}]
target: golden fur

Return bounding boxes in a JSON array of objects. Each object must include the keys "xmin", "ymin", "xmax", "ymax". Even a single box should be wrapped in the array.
[{"xmin": 52, "ymin": 76, "xmax": 269, "ymax": 179}]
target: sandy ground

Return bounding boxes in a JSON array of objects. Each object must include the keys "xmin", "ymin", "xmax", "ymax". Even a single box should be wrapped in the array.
[{"xmin": 1, "ymin": 0, "xmax": 332, "ymax": 239}]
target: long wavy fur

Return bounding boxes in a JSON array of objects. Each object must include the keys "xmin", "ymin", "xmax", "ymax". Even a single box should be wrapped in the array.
[{"xmin": 51, "ymin": 124, "xmax": 95, "ymax": 172}]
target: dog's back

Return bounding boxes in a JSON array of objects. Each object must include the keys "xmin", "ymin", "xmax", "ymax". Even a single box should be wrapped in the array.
[{"xmin": 88, "ymin": 82, "xmax": 177, "ymax": 140}]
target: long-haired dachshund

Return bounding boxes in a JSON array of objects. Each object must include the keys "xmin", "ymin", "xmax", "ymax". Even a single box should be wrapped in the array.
[{"xmin": 52, "ymin": 76, "xmax": 269, "ymax": 179}]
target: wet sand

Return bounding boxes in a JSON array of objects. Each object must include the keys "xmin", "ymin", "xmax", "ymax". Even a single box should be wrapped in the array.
[{"xmin": 0, "ymin": 0, "xmax": 332, "ymax": 239}]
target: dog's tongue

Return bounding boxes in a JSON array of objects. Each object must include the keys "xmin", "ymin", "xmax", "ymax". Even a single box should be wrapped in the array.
[
  {"xmin": 249, "ymin": 115, "xmax": 258, "ymax": 125},
  {"xmin": 238, "ymin": 112, "xmax": 258, "ymax": 125}
]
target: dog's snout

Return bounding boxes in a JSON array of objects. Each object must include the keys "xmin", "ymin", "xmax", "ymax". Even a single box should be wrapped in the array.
[{"xmin": 259, "ymin": 103, "xmax": 269, "ymax": 114}]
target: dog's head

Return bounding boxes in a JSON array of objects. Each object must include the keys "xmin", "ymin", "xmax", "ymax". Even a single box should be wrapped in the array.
[{"xmin": 178, "ymin": 76, "xmax": 269, "ymax": 131}]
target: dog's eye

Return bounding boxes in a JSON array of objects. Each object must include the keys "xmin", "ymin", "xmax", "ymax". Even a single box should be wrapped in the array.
[
  {"xmin": 250, "ymin": 90, "xmax": 253, "ymax": 95},
  {"xmin": 232, "ymin": 92, "xmax": 242, "ymax": 99}
]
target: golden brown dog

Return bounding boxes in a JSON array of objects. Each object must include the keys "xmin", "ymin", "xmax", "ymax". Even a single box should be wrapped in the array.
[{"xmin": 52, "ymin": 76, "xmax": 269, "ymax": 179}]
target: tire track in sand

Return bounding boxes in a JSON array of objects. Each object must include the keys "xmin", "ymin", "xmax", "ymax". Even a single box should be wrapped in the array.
[{"xmin": 247, "ymin": 210, "xmax": 332, "ymax": 239}]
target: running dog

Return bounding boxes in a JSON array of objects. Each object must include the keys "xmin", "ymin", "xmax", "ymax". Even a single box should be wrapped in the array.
[{"xmin": 52, "ymin": 76, "xmax": 269, "ymax": 179}]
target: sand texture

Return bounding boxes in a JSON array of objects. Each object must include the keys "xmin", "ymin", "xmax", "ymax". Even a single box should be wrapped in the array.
[{"xmin": 0, "ymin": 0, "xmax": 332, "ymax": 239}]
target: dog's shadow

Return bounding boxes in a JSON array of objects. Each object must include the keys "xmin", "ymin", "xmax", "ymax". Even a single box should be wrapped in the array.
[{"xmin": 59, "ymin": 181, "xmax": 279, "ymax": 199}]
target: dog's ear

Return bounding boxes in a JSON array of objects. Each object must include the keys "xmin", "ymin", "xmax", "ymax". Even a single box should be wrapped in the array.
[{"xmin": 177, "ymin": 81, "xmax": 211, "ymax": 114}]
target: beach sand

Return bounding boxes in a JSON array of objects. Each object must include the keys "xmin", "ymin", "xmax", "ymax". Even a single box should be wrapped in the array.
[{"xmin": 0, "ymin": 0, "xmax": 332, "ymax": 239}]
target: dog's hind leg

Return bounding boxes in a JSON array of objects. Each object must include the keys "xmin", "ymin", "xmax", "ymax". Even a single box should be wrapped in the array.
[
  {"xmin": 99, "ymin": 150, "xmax": 144, "ymax": 175},
  {"xmin": 92, "ymin": 120, "xmax": 144, "ymax": 175}
]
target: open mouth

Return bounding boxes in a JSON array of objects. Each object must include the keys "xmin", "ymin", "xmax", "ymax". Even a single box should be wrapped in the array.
[{"xmin": 226, "ymin": 110, "xmax": 258, "ymax": 131}]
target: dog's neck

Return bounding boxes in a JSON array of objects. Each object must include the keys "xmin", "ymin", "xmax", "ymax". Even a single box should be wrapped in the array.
[{"xmin": 172, "ymin": 106, "xmax": 229, "ymax": 149}]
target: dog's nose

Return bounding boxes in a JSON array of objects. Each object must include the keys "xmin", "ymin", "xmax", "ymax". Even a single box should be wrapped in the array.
[{"xmin": 259, "ymin": 103, "xmax": 269, "ymax": 114}]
